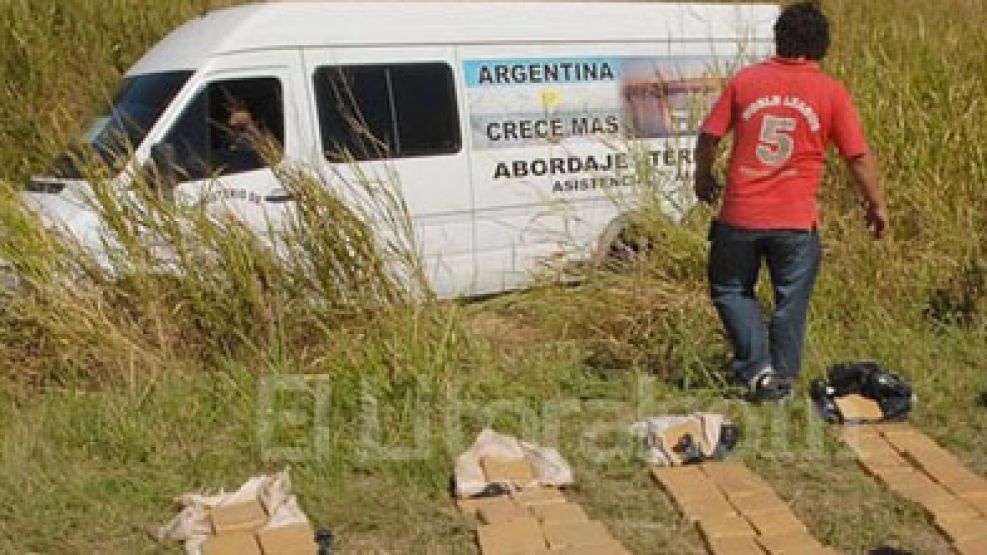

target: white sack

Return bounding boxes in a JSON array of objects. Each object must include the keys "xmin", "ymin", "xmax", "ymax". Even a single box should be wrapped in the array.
[
  {"xmin": 157, "ymin": 467, "xmax": 297, "ymax": 555},
  {"xmin": 454, "ymin": 428, "xmax": 574, "ymax": 498},
  {"xmin": 264, "ymin": 495, "xmax": 310, "ymax": 529},
  {"xmin": 632, "ymin": 413, "xmax": 729, "ymax": 466},
  {"xmin": 520, "ymin": 441, "xmax": 574, "ymax": 487}
]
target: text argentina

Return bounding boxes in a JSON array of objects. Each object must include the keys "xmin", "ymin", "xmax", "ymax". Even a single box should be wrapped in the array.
[{"xmin": 477, "ymin": 61, "xmax": 616, "ymax": 85}]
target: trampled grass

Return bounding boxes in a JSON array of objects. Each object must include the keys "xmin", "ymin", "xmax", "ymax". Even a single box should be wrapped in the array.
[{"xmin": 1, "ymin": 0, "xmax": 986, "ymax": 553}]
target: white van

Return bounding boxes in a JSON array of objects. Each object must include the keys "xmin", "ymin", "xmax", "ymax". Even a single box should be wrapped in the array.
[{"xmin": 18, "ymin": 2, "xmax": 776, "ymax": 298}]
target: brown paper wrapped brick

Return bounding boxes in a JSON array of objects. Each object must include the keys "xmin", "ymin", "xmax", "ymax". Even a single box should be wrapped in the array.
[
  {"xmin": 890, "ymin": 482, "xmax": 953, "ymax": 505},
  {"xmin": 456, "ymin": 496, "xmax": 487, "ymax": 517},
  {"xmin": 728, "ymin": 490, "xmax": 790, "ymax": 516},
  {"xmin": 873, "ymin": 423, "xmax": 915, "ymax": 434},
  {"xmin": 849, "ymin": 439, "xmax": 908, "ymax": 466},
  {"xmin": 702, "ymin": 463, "xmax": 773, "ymax": 497},
  {"xmin": 553, "ymin": 542, "xmax": 631, "ymax": 555},
  {"xmin": 514, "ymin": 487, "xmax": 566, "ymax": 506},
  {"xmin": 697, "ymin": 515, "xmax": 757, "ymax": 542},
  {"xmin": 882, "ymin": 430, "xmax": 940, "ymax": 455},
  {"xmin": 922, "ymin": 494, "xmax": 980, "ymax": 519},
  {"xmin": 664, "ymin": 480, "xmax": 721, "ymax": 503},
  {"xmin": 659, "ymin": 479, "xmax": 722, "ymax": 507},
  {"xmin": 868, "ymin": 467, "xmax": 925, "ymax": 489},
  {"xmin": 481, "ymin": 456, "xmax": 536, "ymax": 485},
  {"xmin": 955, "ymin": 537, "xmax": 987, "ymax": 555},
  {"xmin": 652, "ymin": 468, "xmax": 722, "ymax": 501},
  {"xmin": 256, "ymin": 523, "xmax": 317, "ymax": 555},
  {"xmin": 834, "ymin": 394, "xmax": 884, "ymax": 422},
  {"xmin": 899, "ymin": 442, "xmax": 966, "ymax": 474},
  {"xmin": 210, "ymin": 500, "xmax": 268, "ymax": 535},
  {"xmin": 650, "ymin": 465, "xmax": 705, "ymax": 486},
  {"xmin": 932, "ymin": 515, "xmax": 987, "ymax": 543},
  {"xmin": 858, "ymin": 453, "xmax": 913, "ymax": 478},
  {"xmin": 542, "ymin": 520, "xmax": 616, "ymax": 549},
  {"xmin": 705, "ymin": 536, "xmax": 766, "ymax": 555},
  {"xmin": 755, "ymin": 532, "xmax": 824, "ymax": 554},
  {"xmin": 202, "ymin": 531, "xmax": 263, "ymax": 555},
  {"xmin": 530, "ymin": 502, "xmax": 589, "ymax": 524},
  {"xmin": 924, "ymin": 465, "xmax": 987, "ymax": 498},
  {"xmin": 745, "ymin": 508, "xmax": 807, "ymax": 537},
  {"xmin": 962, "ymin": 494, "xmax": 987, "ymax": 517},
  {"xmin": 477, "ymin": 517, "xmax": 547, "ymax": 554},
  {"xmin": 675, "ymin": 493, "xmax": 738, "ymax": 523},
  {"xmin": 477, "ymin": 496, "xmax": 531, "ymax": 524},
  {"xmin": 839, "ymin": 426, "xmax": 881, "ymax": 442}
]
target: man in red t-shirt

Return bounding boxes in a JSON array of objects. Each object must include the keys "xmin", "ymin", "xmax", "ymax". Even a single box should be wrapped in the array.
[{"xmin": 695, "ymin": 2, "xmax": 887, "ymax": 401}]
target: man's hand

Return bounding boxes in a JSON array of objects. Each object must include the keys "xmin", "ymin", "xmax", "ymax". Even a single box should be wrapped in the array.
[
  {"xmin": 695, "ymin": 173, "xmax": 722, "ymax": 204},
  {"xmin": 694, "ymin": 132, "xmax": 723, "ymax": 204},
  {"xmin": 845, "ymin": 153, "xmax": 887, "ymax": 240},
  {"xmin": 865, "ymin": 201, "xmax": 888, "ymax": 239}
]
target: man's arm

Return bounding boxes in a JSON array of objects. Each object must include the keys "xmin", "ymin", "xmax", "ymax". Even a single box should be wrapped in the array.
[
  {"xmin": 694, "ymin": 132, "xmax": 722, "ymax": 204},
  {"xmin": 845, "ymin": 152, "xmax": 887, "ymax": 239}
]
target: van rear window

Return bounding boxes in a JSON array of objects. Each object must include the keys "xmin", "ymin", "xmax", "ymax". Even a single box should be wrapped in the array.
[{"xmin": 313, "ymin": 63, "xmax": 460, "ymax": 162}]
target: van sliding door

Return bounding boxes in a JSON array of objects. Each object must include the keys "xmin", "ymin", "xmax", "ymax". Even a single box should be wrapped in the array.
[{"xmin": 304, "ymin": 46, "xmax": 473, "ymax": 298}]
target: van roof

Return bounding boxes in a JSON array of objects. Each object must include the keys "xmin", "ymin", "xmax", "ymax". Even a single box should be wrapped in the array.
[{"xmin": 129, "ymin": 2, "xmax": 777, "ymax": 75}]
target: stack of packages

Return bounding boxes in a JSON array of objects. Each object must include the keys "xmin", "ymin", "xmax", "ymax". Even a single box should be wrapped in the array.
[
  {"xmin": 651, "ymin": 464, "xmax": 836, "ymax": 555},
  {"xmin": 637, "ymin": 414, "xmax": 836, "ymax": 555},
  {"xmin": 821, "ymin": 362, "xmax": 987, "ymax": 551},
  {"xmin": 454, "ymin": 429, "xmax": 630, "ymax": 554},
  {"xmin": 157, "ymin": 469, "xmax": 319, "ymax": 555},
  {"xmin": 842, "ymin": 424, "xmax": 987, "ymax": 554}
]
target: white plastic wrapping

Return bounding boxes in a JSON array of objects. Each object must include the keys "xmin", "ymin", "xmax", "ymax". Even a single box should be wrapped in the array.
[
  {"xmin": 454, "ymin": 428, "xmax": 575, "ymax": 498},
  {"xmin": 631, "ymin": 413, "xmax": 731, "ymax": 466},
  {"xmin": 157, "ymin": 467, "xmax": 306, "ymax": 555}
]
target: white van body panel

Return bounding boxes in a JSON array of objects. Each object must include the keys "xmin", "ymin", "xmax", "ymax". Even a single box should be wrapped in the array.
[
  {"xmin": 130, "ymin": 3, "xmax": 777, "ymax": 75},
  {"xmin": 22, "ymin": 2, "xmax": 777, "ymax": 298}
]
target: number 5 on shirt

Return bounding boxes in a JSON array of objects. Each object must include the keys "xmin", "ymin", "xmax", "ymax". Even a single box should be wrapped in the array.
[{"xmin": 756, "ymin": 115, "xmax": 797, "ymax": 166}]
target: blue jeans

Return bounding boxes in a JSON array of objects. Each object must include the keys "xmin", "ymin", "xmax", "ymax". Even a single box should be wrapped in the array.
[{"xmin": 708, "ymin": 221, "xmax": 822, "ymax": 384}]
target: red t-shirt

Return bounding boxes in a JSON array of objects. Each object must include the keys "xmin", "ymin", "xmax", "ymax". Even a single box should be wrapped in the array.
[{"xmin": 701, "ymin": 57, "xmax": 869, "ymax": 230}]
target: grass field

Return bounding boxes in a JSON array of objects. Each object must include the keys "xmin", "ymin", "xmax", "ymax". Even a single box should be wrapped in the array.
[{"xmin": 1, "ymin": 0, "xmax": 986, "ymax": 553}]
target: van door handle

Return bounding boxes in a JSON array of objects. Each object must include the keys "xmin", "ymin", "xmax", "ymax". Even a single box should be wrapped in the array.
[{"xmin": 264, "ymin": 188, "xmax": 294, "ymax": 203}]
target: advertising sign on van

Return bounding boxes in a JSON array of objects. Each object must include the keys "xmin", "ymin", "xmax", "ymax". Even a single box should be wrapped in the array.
[
  {"xmin": 462, "ymin": 55, "xmax": 733, "ymax": 199},
  {"xmin": 464, "ymin": 56, "xmax": 726, "ymax": 151}
]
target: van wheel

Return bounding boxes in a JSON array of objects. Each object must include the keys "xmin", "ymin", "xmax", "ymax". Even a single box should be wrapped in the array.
[
  {"xmin": 608, "ymin": 227, "xmax": 652, "ymax": 264},
  {"xmin": 595, "ymin": 219, "xmax": 653, "ymax": 270}
]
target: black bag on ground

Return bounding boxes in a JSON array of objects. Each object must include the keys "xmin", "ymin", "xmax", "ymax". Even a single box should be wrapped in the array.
[{"xmin": 811, "ymin": 361, "xmax": 914, "ymax": 422}]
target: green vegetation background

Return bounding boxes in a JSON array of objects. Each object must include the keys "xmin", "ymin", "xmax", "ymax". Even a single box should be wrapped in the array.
[{"xmin": 0, "ymin": 0, "xmax": 985, "ymax": 553}]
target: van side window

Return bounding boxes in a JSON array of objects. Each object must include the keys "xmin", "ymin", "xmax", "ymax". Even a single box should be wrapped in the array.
[
  {"xmin": 162, "ymin": 77, "xmax": 284, "ymax": 180},
  {"xmin": 313, "ymin": 63, "xmax": 460, "ymax": 162}
]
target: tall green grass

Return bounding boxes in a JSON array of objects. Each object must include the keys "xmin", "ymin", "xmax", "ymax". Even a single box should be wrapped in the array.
[
  {"xmin": 2, "ymin": 0, "xmax": 983, "ymax": 384},
  {"xmin": 0, "ymin": 1, "xmax": 239, "ymax": 182}
]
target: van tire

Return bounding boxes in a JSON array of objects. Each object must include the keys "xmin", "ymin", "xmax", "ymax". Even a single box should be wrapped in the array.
[{"xmin": 592, "ymin": 214, "xmax": 653, "ymax": 269}]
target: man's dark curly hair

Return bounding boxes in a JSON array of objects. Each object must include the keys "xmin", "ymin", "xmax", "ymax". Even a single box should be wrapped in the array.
[{"xmin": 774, "ymin": 2, "xmax": 830, "ymax": 60}]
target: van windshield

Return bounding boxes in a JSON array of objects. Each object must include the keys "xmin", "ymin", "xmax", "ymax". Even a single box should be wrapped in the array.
[{"xmin": 51, "ymin": 70, "xmax": 192, "ymax": 178}]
